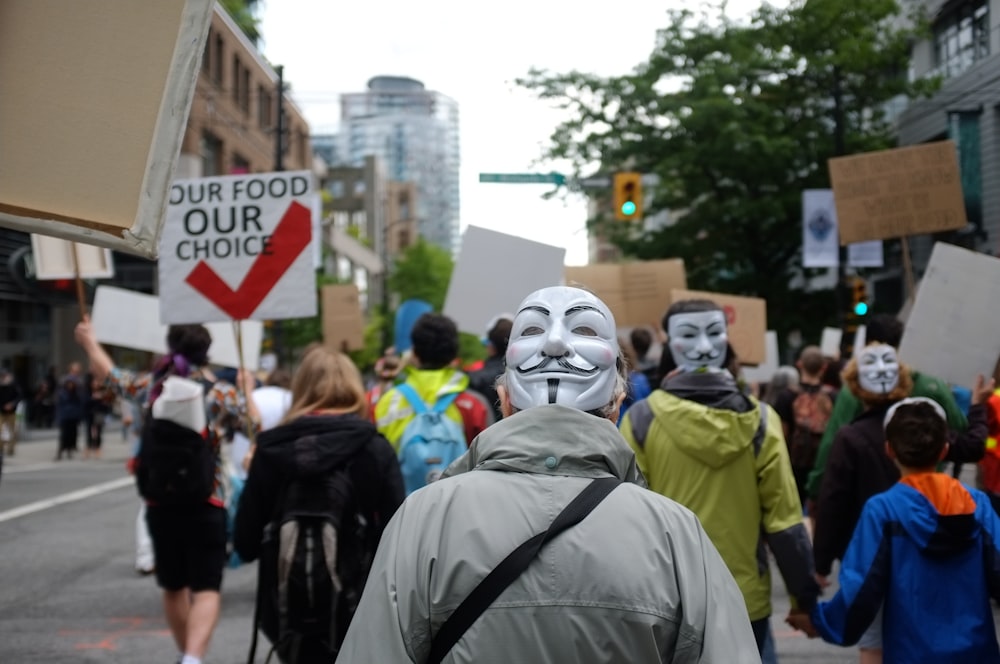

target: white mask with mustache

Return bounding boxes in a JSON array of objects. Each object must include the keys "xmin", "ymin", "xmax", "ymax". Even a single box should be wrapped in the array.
[
  {"xmin": 667, "ymin": 310, "xmax": 728, "ymax": 371},
  {"xmin": 857, "ymin": 343, "xmax": 900, "ymax": 395},
  {"xmin": 505, "ymin": 287, "xmax": 619, "ymax": 412}
]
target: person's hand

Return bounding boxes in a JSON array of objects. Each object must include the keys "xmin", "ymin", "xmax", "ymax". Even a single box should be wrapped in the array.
[
  {"xmin": 814, "ymin": 572, "xmax": 831, "ymax": 589},
  {"xmin": 971, "ymin": 374, "xmax": 997, "ymax": 407},
  {"xmin": 786, "ymin": 610, "xmax": 818, "ymax": 638},
  {"xmin": 74, "ymin": 315, "xmax": 96, "ymax": 349}
]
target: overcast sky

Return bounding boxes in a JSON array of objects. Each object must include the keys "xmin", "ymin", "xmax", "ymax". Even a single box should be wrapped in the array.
[{"xmin": 257, "ymin": 0, "xmax": 775, "ymax": 265}]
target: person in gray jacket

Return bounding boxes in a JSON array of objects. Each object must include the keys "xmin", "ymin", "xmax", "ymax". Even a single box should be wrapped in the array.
[{"xmin": 337, "ymin": 286, "xmax": 759, "ymax": 663}]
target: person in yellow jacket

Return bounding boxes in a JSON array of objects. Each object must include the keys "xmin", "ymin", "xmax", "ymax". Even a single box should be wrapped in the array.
[
  {"xmin": 620, "ymin": 298, "xmax": 820, "ymax": 657},
  {"xmin": 374, "ymin": 313, "xmax": 491, "ymax": 452}
]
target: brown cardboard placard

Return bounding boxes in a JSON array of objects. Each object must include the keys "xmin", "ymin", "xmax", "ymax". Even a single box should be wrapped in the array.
[
  {"xmin": 565, "ymin": 259, "xmax": 686, "ymax": 327},
  {"xmin": 668, "ymin": 289, "xmax": 767, "ymax": 365},
  {"xmin": 828, "ymin": 141, "xmax": 967, "ymax": 245},
  {"xmin": 322, "ymin": 284, "xmax": 365, "ymax": 352}
]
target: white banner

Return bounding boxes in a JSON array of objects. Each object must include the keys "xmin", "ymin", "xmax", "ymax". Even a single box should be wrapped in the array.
[
  {"xmin": 802, "ymin": 189, "xmax": 839, "ymax": 268},
  {"xmin": 848, "ymin": 240, "xmax": 884, "ymax": 268},
  {"xmin": 820, "ymin": 327, "xmax": 843, "ymax": 358},
  {"xmin": 899, "ymin": 243, "xmax": 1000, "ymax": 389},
  {"xmin": 742, "ymin": 330, "xmax": 779, "ymax": 384},
  {"xmin": 444, "ymin": 226, "xmax": 565, "ymax": 336},
  {"xmin": 91, "ymin": 286, "xmax": 262, "ymax": 370},
  {"xmin": 158, "ymin": 171, "xmax": 318, "ymax": 324}
]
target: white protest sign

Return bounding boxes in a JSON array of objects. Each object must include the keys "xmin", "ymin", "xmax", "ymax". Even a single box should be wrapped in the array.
[
  {"xmin": 898, "ymin": 243, "xmax": 1000, "ymax": 389},
  {"xmin": 444, "ymin": 226, "xmax": 565, "ymax": 335},
  {"xmin": 853, "ymin": 325, "xmax": 867, "ymax": 360},
  {"xmin": 31, "ymin": 235, "xmax": 115, "ymax": 280},
  {"xmin": 820, "ymin": 327, "xmax": 843, "ymax": 359},
  {"xmin": 742, "ymin": 331, "xmax": 780, "ymax": 384},
  {"xmin": 848, "ymin": 240, "xmax": 884, "ymax": 268},
  {"xmin": 92, "ymin": 285, "xmax": 263, "ymax": 369},
  {"xmin": 158, "ymin": 171, "xmax": 318, "ymax": 324}
]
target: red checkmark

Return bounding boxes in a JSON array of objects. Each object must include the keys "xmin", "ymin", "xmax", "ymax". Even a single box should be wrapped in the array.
[{"xmin": 185, "ymin": 201, "xmax": 312, "ymax": 320}]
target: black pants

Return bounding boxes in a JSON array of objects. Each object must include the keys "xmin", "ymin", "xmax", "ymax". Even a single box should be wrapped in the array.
[{"xmin": 57, "ymin": 418, "xmax": 79, "ymax": 458}]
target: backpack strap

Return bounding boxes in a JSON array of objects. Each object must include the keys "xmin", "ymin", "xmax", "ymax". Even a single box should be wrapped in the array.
[
  {"xmin": 752, "ymin": 402, "xmax": 769, "ymax": 458},
  {"xmin": 430, "ymin": 391, "xmax": 459, "ymax": 414},
  {"xmin": 396, "ymin": 383, "xmax": 428, "ymax": 415},
  {"xmin": 426, "ymin": 476, "xmax": 621, "ymax": 664},
  {"xmin": 626, "ymin": 399, "xmax": 654, "ymax": 449}
]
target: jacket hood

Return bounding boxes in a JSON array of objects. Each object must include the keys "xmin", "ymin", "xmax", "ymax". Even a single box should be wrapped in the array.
[
  {"xmin": 443, "ymin": 404, "xmax": 646, "ymax": 485},
  {"xmin": 255, "ymin": 414, "xmax": 376, "ymax": 478},
  {"xmin": 895, "ymin": 474, "xmax": 980, "ymax": 558},
  {"xmin": 400, "ymin": 366, "xmax": 469, "ymax": 398},
  {"xmin": 650, "ymin": 377, "xmax": 761, "ymax": 469}
]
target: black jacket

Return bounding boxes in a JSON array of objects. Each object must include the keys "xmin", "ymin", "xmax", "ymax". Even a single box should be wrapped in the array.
[
  {"xmin": 813, "ymin": 402, "xmax": 988, "ymax": 575},
  {"xmin": 233, "ymin": 413, "xmax": 404, "ymax": 563},
  {"xmin": 468, "ymin": 354, "xmax": 505, "ymax": 420}
]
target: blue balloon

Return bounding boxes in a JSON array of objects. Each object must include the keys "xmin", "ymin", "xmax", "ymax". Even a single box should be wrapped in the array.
[{"xmin": 394, "ymin": 299, "xmax": 434, "ymax": 353}]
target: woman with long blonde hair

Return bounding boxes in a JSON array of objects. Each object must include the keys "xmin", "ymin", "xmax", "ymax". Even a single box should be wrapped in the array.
[{"xmin": 233, "ymin": 344, "xmax": 404, "ymax": 661}]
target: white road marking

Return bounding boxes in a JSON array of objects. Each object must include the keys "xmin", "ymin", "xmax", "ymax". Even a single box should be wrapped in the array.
[{"xmin": 0, "ymin": 476, "xmax": 134, "ymax": 523}]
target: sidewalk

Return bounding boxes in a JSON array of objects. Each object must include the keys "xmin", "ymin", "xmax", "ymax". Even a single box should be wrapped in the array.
[{"xmin": 3, "ymin": 420, "xmax": 133, "ymax": 467}]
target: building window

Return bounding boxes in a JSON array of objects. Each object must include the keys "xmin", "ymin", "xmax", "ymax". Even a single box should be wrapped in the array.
[
  {"xmin": 353, "ymin": 180, "xmax": 366, "ymax": 197},
  {"xmin": 328, "ymin": 180, "xmax": 345, "ymax": 198},
  {"xmin": 231, "ymin": 153, "xmax": 250, "ymax": 175},
  {"xmin": 201, "ymin": 132, "xmax": 223, "ymax": 176},
  {"xmin": 211, "ymin": 33, "xmax": 223, "ymax": 86},
  {"xmin": 202, "ymin": 28, "xmax": 212, "ymax": 74},
  {"xmin": 934, "ymin": 0, "xmax": 990, "ymax": 79},
  {"xmin": 240, "ymin": 67, "xmax": 250, "ymax": 115},
  {"xmin": 258, "ymin": 86, "xmax": 272, "ymax": 129}
]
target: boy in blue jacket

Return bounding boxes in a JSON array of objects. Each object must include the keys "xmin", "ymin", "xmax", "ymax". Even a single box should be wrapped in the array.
[{"xmin": 792, "ymin": 397, "xmax": 1000, "ymax": 663}]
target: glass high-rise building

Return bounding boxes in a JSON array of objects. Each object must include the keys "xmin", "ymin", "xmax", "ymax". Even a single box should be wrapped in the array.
[{"xmin": 340, "ymin": 76, "xmax": 460, "ymax": 253}]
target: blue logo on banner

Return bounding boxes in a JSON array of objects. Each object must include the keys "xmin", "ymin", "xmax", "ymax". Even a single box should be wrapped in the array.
[{"xmin": 808, "ymin": 209, "xmax": 834, "ymax": 242}]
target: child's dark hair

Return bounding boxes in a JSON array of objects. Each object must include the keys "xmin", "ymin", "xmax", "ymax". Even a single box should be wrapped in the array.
[
  {"xmin": 885, "ymin": 401, "xmax": 948, "ymax": 468},
  {"xmin": 411, "ymin": 313, "xmax": 458, "ymax": 369}
]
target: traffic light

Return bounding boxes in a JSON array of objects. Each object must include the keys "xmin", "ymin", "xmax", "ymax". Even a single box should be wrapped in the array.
[
  {"xmin": 851, "ymin": 277, "xmax": 869, "ymax": 317},
  {"xmin": 613, "ymin": 172, "xmax": 643, "ymax": 221}
]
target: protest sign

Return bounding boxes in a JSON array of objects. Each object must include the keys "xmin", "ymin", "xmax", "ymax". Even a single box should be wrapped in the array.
[
  {"xmin": 0, "ymin": 0, "xmax": 213, "ymax": 258},
  {"xmin": 898, "ymin": 243, "xmax": 1000, "ymax": 389},
  {"xmin": 158, "ymin": 171, "xmax": 317, "ymax": 324},
  {"xmin": 443, "ymin": 226, "xmax": 565, "ymax": 336},
  {"xmin": 321, "ymin": 284, "xmax": 365, "ymax": 352},
  {"xmin": 828, "ymin": 141, "xmax": 966, "ymax": 245},
  {"xmin": 91, "ymin": 286, "xmax": 262, "ymax": 369},
  {"xmin": 565, "ymin": 259, "xmax": 687, "ymax": 327},
  {"xmin": 742, "ymin": 331, "xmax": 780, "ymax": 384},
  {"xmin": 30, "ymin": 235, "xmax": 114, "ymax": 280}
]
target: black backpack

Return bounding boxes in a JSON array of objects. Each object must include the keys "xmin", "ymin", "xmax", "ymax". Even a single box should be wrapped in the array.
[
  {"xmin": 135, "ymin": 378, "xmax": 217, "ymax": 505},
  {"xmin": 250, "ymin": 465, "xmax": 373, "ymax": 663}
]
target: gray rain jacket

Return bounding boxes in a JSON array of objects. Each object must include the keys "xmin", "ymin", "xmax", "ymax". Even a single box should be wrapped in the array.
[{"xmin": 336, "ymin": 404, "xmax": 759, "ymax": 663}]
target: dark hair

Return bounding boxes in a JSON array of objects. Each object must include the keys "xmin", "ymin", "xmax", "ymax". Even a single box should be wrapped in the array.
[
  {"xmin": 266, "ymin": 368, "xmax": 292, "ymax": 389},
  {"xmin": 658, "ymin": 299, "xmax": 736, "ymax": 376},
  {"xmin": 885, "ymin": 402, "xmax": 947, "ymax": 468},
  {"xmin": 166, "ymin": 324, "xmax": 212, "ymax": 366},
  {"xmin": 797, "ymin": 346, "xmax": 826, "ymax": 376},
  {"xmin": 487, "ymin": 317, "xmax": 513, "ymax": 356},
  {"xmin": 866, "ymin": 314, "xmax": 903, "ymax": 348},
  {"xmin": 411, "ymin": 313, "xmax": 458, "ymax": 370},
  {"xmin": 630, "ymin": 327, "xmax": 653, "ymax": 358}
]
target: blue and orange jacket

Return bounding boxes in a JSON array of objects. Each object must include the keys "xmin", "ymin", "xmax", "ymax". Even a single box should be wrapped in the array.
[{"xmin": 812, "ymin": 473, "xmax": 1000, "ymax": 663}]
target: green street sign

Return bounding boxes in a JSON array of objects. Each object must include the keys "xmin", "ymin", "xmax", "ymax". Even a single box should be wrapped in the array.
[{"xmin": 478, "ymin": 172, "xmax": 566, "ymax": 185}]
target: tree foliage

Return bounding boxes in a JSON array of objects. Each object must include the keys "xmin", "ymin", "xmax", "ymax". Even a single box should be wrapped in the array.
[
  {"xmin": 220, "ymin": 0, "xmax": 261, "ymax": 45},
  {"xmin": 387, "ymin": 237, "xmax": 455, "ymax": 310},
  {"xmin": 518, "ymin": 0, "xmax": 935, "ymax": 346}
]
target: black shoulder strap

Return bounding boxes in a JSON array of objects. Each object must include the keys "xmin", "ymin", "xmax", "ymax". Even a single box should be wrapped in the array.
[
  {"xmin": 627, "ymin": 399, "xmax": 654, "ymax": 449},
  {"xmin": 752, "ymin": 402, "xmax": 768, "ymax": 458},
  {"xmin": 426, "ymin": 476, "xmax": 621, "ymax": 664}
]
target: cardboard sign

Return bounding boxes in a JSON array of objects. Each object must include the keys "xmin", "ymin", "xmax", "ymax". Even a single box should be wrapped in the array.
[
  {"xmin": 564, "ymin": 259, "xmax": 687, "ymax": 327},
  {"xmin": 30, "ymin": 235, "xmax": 114, "ymax": 280},
  {"xmin": 828, "ymin": 141, "xmax": 967, "ymax": 245},
  {"xmin": 742, "ymin": 331, "xmax": 780, "ymax": 384},
  {"xmin": 898, "ymin": 243, "xmax": 1000, "ymax": 389},
  {"xmin": 0, "ymin": 0, "xmax": 213, "ymax": 258},
  {"xmin": 820, "ymin": 327, "xmax": 843, "ymax": 359},
  {"xmin": 443, "ymin": 226, "xmax": 565, "ymax": 335},
  {"xmin": 158, "ymin": 171, "xmax": 318, "ymax": 324},
  {"xmin": 669, "ymin": 289, "xmax": 767, "ymax": 365},
  {"xmin": 91, "ymin": 286, "xmax": 262, "ymax": 369},
  {"xmin": 322, "ymin": 284, "xmax": 365, "ymax": 352}
]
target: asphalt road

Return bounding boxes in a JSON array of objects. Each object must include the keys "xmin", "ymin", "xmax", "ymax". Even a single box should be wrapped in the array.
[{"xmin": 0, "ymin": 425, "xmax": 884, "ymax": 662}]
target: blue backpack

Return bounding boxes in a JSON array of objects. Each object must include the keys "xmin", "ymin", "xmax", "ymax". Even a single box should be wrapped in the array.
[{"xmin": 395, "ymin": 383, "xmax": 467, "ymax": 495}]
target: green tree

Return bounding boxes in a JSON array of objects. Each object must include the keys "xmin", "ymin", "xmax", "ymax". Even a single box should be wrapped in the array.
[
  {"xmin": 387, "ymin": 237, "xmax": 454, "ymax": 310},
  {"xmin": 220, "ymin": 0, "xmax": 261, "ymax": 45},
  {"xmin": 518, "ymin": 0, "xmax": 935, "ymax": 347}
]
